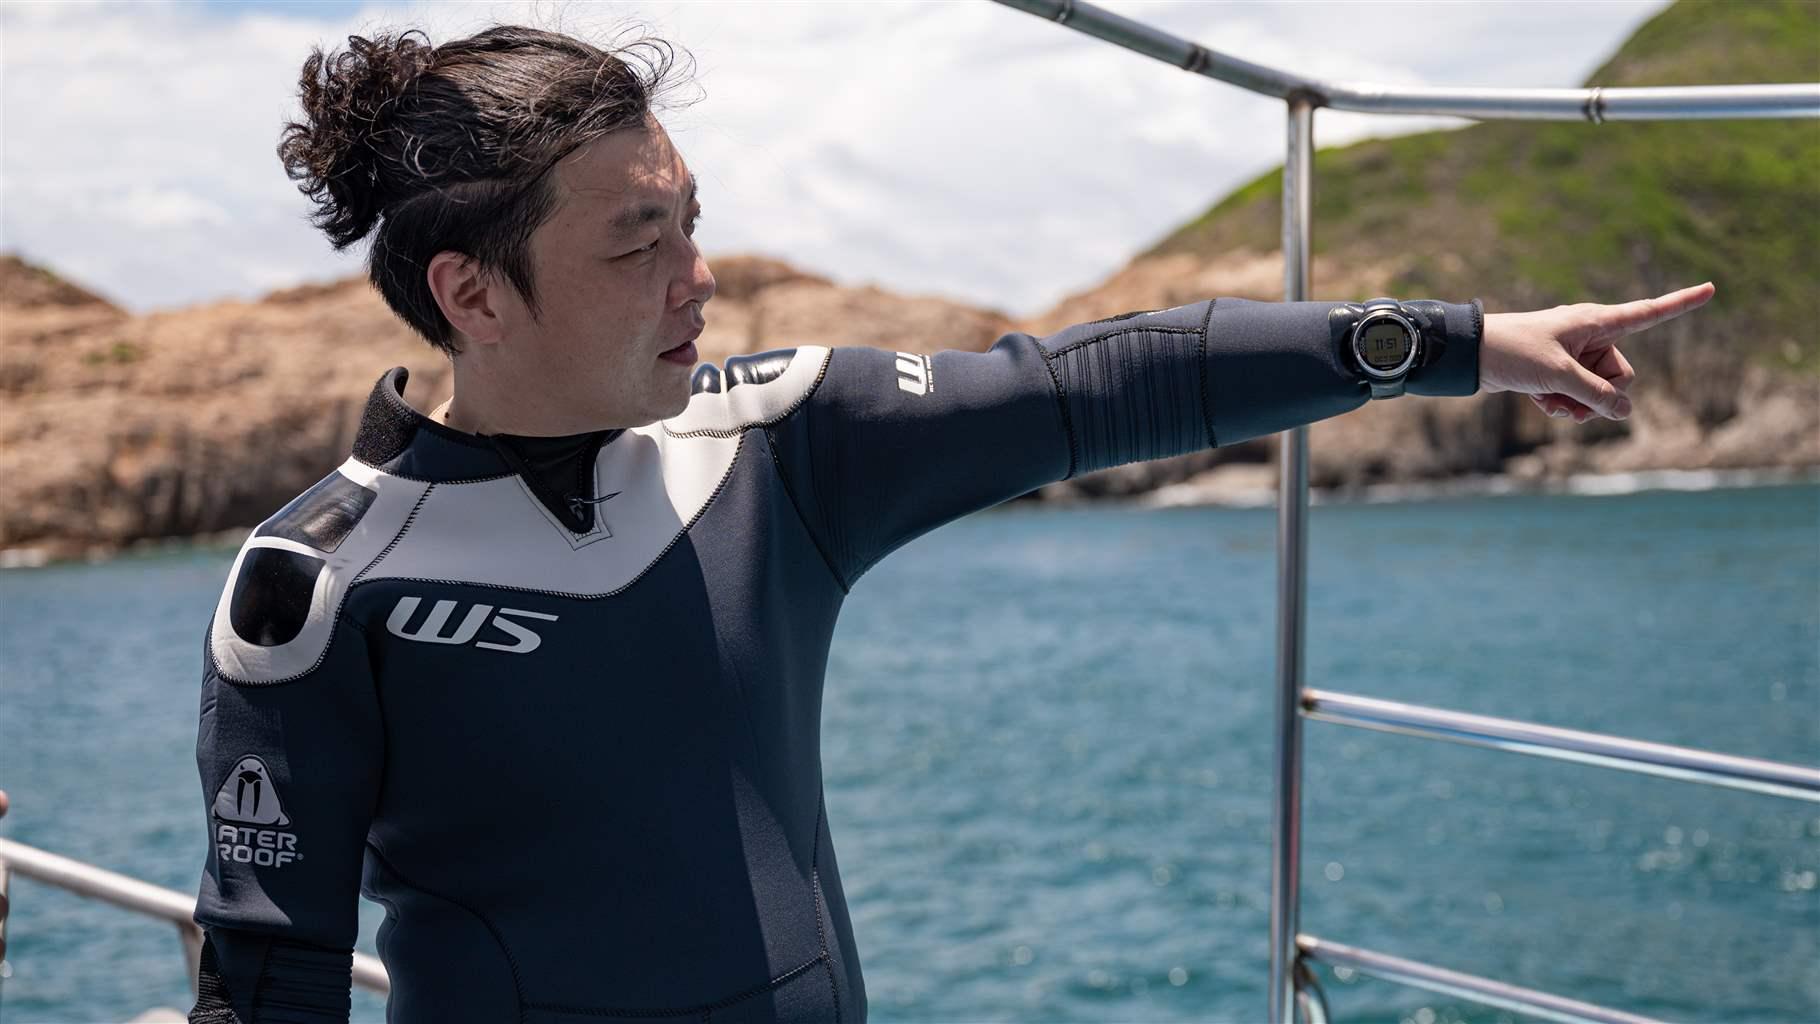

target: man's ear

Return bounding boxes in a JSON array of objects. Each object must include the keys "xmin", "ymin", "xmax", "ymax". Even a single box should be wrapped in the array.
[{"xmin": 427, "ymin": 250, "xmax": 504, "ymax": 346}]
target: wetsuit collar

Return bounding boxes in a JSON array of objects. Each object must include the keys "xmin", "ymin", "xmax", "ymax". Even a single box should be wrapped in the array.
[{"xmin": 350, "ymin": 366, "xmax": 626, "ymax": 533}]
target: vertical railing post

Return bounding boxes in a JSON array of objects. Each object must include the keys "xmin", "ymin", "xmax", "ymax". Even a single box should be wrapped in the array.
[
  {"xmin": 1270, "ymin": 95, "xmax": 1316, "ymax": 1024},
  {"xmin": 178, "ymin": 920, "xmax": 204, "ymax": 996}
]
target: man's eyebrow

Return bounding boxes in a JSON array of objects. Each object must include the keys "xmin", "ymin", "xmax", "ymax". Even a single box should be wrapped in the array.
[{"xmin": 606, "ymin": 175, "xmax": 700, "ymax": 237}]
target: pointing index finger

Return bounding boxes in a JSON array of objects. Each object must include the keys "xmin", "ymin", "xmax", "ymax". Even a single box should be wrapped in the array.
[{"xmin": 1599, "ymin": 282, "xmax": 1716, "ymax": 340}]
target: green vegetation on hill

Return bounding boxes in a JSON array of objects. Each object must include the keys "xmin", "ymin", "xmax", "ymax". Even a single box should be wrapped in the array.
[{"xmin": 1147, "ymin": 0, "xmax": 1819, "ymax": 376}]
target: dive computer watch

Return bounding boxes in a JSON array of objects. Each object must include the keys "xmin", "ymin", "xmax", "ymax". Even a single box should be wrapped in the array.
[{"xmin": 1347, "ymin": 297, "xmax": 1423, "ymax": 399}]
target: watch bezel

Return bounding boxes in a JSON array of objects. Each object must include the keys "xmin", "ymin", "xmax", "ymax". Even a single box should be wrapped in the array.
[{"xmin": 1350, "ymin": 308, "xmax": 1421, "ymax": 380}]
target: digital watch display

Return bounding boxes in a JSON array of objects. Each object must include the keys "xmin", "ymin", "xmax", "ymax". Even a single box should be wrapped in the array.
[
  {"xmin": 1359, "ymin": 320, "xmax": 1412, "ymax": 372},
  {"xmin": 1347, "ymin": 303, "xmax": 1422, "ymax": 398},
  {"xmin": 1351, "ymin": 310, "xmax": 1419, "ymax": 378}
]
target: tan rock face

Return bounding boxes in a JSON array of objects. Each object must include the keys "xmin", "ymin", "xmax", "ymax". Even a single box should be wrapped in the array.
[{"xmin": 0, "ymin": 259, "xmax": 448, "ymax": 561}]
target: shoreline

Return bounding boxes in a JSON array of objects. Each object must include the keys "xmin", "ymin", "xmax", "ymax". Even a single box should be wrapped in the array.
[
  {"xmin": 3, "ymin": 466, "xmax": 1816, "ymax": 571},
  {"xmin": 1139, "ymin": 463, "xmax": 1820, "ymax": 509}
]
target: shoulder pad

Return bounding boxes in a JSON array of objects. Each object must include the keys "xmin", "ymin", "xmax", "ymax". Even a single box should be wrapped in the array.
[
  {"xmin": 209, "ymin": 458, "xmax": 428, "ymax": 684},
  {"xmin": 665, "ymin": 345, "xmax": 829, "ymax": 436},
  {"xmin": 689, "ymin": 348, "xmax": 804, "ymax": 397},
  {"xmin": 252, "ymin": 468, "xmax": 378, "ymax": 553},
  {"xmin": 689, "ymin": 361, "xmax": 723, "ymax": 395}
]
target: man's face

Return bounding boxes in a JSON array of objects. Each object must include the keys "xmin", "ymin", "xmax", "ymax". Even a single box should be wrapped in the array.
[{"xmin": 490, "ymin": 118, "xmax": 714, "ymax": 427}]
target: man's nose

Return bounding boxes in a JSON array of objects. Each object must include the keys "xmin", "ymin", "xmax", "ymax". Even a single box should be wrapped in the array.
[{"xmin": 676, "ymin": 248, "xmax": 715, "ymax": 309}]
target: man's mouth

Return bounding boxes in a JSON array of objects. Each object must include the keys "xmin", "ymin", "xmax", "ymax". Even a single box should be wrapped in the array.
[{"xmin": 659, "ymin": 325, "xmax": 703, "ymax": 365}]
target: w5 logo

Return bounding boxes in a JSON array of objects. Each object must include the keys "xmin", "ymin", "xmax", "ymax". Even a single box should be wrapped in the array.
[
  {"xmin": 385, "ymin": 596, "xmax": 558, "ymax": 654},
  {"xmin": 894, "ymin": 351, "xmax": 931, "ymax": 396}
]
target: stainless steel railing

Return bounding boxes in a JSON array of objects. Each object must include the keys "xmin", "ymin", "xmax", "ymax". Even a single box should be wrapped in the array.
[
  {"xmin": 0, "ymin": 835, "xmax": 390, "ymax": 1000},
  {"xmin": 992, "ymin": 0, "xmax": 1820, "ymax": 121},
  {"xmin": 1302, "ymin": 689, "xmax": 1820, "ymax": 804},
  {"xmin": 1295, "ymin": 936, "xmax": 1664, "ymax": 1024},
  {"xmin": 990, "ymin": 2, "xmax": 1820, "ymax": 1022}
]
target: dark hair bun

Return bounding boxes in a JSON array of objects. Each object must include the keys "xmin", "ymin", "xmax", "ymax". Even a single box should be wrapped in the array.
[{"xmin": 277, "ymin": 29, "xmax": 437, "ymax": 251}]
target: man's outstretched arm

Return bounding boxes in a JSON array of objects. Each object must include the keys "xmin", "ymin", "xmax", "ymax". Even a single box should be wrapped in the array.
[
  {"xmin": 763, "ymin": 294, "xmax": 1473, "ymax": 589},
  {"xmin": 763, "ymin": 284, "xmax": 1711, "ymax": 591}
]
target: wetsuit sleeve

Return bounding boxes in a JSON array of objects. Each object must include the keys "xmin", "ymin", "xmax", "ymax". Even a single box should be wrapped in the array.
[
  {"xmin": 766, "ymin": 296, "xmax": 1480, "ymax": 588},
  {"xmin": 190, "ymin": 611, "xmax": 383, "ymax": 1023}
]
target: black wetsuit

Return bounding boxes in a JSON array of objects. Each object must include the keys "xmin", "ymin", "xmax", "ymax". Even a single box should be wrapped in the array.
[{"xmin": 188, "ymin": 297, "xmax": 1481, "ymax": 1023}]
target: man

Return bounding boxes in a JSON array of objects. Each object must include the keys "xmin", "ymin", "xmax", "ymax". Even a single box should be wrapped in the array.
[{"xmin": 190, "ymin": 23, "xmax": 1712, "ymax": 1024}]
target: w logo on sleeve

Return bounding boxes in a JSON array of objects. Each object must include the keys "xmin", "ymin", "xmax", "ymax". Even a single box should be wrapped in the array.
[{"xmin": 895, "ymin": 352, "xmax": 932, "ymax": 396}]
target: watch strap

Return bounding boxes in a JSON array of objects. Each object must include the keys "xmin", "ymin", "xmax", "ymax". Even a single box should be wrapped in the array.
[{"xmin": 1401, "ymin": 297, "xmax": 1483, "ymax": 397}]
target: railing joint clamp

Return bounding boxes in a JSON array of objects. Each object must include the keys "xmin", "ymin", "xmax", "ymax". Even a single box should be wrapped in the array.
[{"xmin": 1585, "ymin": 86, "xmax": 1607, "ymax": 124}]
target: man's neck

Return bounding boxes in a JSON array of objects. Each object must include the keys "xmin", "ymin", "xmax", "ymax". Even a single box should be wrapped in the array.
[{"xmin": 426, "ymin": 397, "xmax": 461, "ymax": 431}]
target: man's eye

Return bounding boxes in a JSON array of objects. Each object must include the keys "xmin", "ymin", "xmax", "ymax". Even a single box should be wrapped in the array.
[{"xmin": 632, "ymin": 239, "xmax": 659, "ymax": 255}]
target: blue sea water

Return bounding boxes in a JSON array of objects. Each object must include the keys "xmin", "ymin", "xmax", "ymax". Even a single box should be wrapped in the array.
[{"xmin": 1, "ymin": 484, "xmax": 1816, "ymax": 1023}]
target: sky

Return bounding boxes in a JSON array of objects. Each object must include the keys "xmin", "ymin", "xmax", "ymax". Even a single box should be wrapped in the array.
[{"xmin": 0, "ymin": 0, "xmax": 1673, "ymax": 318}]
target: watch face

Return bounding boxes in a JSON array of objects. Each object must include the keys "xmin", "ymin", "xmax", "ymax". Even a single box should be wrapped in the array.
[{"xmin": 1358, "ymin": 319, "xmax": 1413, "ymax": 373}]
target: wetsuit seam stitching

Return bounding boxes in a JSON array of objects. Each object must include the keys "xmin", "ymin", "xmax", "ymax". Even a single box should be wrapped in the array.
[
  {"xmin": 207, "ymin": 484, "xmax": 431, "ymax": 688},
  {"xmin": 822, "ymin": 952, "xmax": 841, "ymax": 1024},
  {"xmin": 366, "ymin": 839, "xmax": 528, "ymax": 1020},
  {"xmin": 1035, "ymin": 349, "xmax": 1078, "ymax": 480},
  {"xmin": 763, "ymin": 425, "xmax": 851, "ymax": 594},
  {"xmin": 522, "ymin": 954, "xmax": 828, "ymax": 1017},
  {"xmin": 342, "ymin": 434, "xmax": 746, "ymax": 602},
  {"xmin": 661, "ymin": 351, "xmax": 832, "ymax": 440},
  {"xmin": 348, "ymin": 455, "xmax": 515, "ymax": 485},
  {"xmin": 812, "ymin": 790, "xmax": 842, "ymax": 1022},
  {"xmin": 352, "ymin": 482, "xmax": 433, "ymax": 587}
]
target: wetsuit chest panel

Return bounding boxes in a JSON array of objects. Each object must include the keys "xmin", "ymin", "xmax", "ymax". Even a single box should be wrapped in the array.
[{"xmin": 368, "ymin": 426, "xmax": 740, "ymax": 596}]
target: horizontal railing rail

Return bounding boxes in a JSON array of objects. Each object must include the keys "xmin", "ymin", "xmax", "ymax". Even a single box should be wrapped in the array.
[
  {"xmin": 0, "ymin": 836, "xmax": 390, "ymax": 995},
  {"xmin": 992, "ymin": 0, "xmax": 1820, "ymax": 120},
  {"xmin": 1302, "ymin": 689, "xmax": 1820, "ymax": 803},
  {"xmin": 1298, "ymin": 935, "xmax": 1664, "ymax": 1024}
]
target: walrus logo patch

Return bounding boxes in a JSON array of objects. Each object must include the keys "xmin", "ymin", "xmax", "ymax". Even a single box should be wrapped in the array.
[
  {"xmin": 214, "ymin": 754, "xmax": 290, "ymax": 826},
  {"xmin": 214, "ymin": 754, "xmax": 301, "ymax": 867}
]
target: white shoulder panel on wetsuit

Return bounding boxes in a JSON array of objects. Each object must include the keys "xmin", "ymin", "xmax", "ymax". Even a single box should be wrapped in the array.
[
  {"xmin": 361, "ymin": 346, "xmax": 831, "ymax": 597},
  {"xmin": 208, "ymin": 459, "xmax": 430, "ymax": 684},
  {"xmin": 660, "ymin": 345, "xmax": 830, "ymax": 436}
]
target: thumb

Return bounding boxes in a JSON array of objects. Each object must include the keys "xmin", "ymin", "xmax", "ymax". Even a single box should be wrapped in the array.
[{"xmin": 1555, "ymin": 361, "xmax": 1632, "ymax": 420}]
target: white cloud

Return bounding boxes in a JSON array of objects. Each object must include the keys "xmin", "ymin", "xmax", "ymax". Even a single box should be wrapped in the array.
[
  {"xmin": 0, "ymin": 0, "xmax": 1670, "ymax": 316},
  {"xmin": 101, "ymin": 186, "xmax": 232, "ymax": 230}
]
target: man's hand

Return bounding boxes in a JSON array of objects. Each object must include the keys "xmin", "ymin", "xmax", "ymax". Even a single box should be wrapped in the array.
[{"xmin": 1479, "ymin": 282, "xmax": 1715, "ymax": 423}]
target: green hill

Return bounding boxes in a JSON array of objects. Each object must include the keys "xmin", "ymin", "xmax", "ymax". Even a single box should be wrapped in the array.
[{"xmin": 1147, "ymin": 0, "xmax": 1819, "ymax": 380}]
